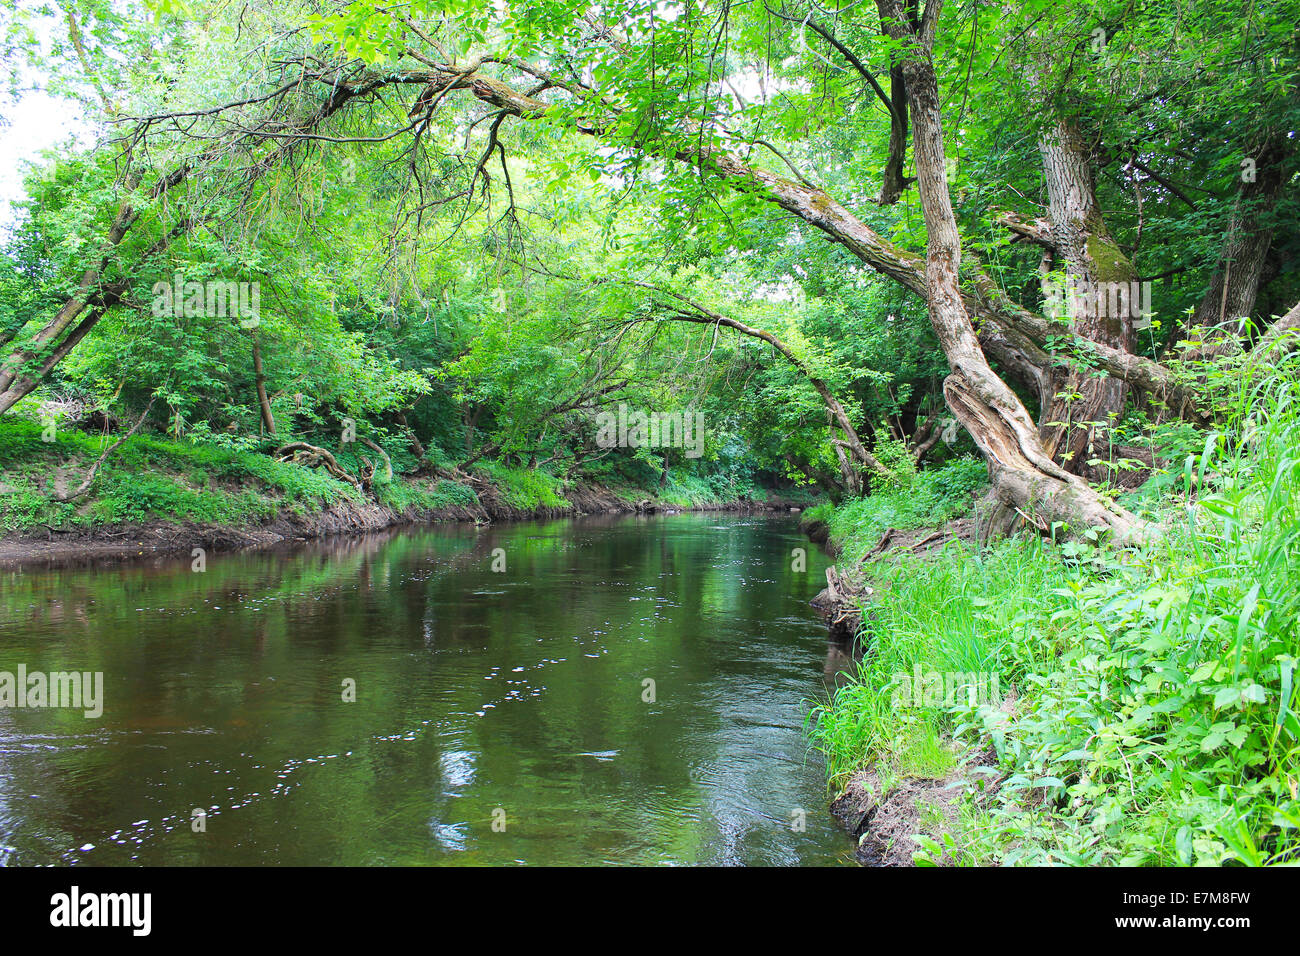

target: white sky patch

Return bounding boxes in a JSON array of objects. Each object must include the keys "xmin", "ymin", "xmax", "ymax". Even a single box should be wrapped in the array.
[
  {"xmin": 752, "ymin": 274, "xmax": 803, "ymax": 304},
  {"xmin": 0, "ymin": 4, "xmax": 95, "ymax": 234},
  {"xmin": 0, "ymin": 90, "xmax": 93, "ymax": 231}
]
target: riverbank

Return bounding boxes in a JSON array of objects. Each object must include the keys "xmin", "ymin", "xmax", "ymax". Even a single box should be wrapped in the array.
[
  {"xmin": 0, "ymin": 492, "xmax": 803, "ymax": 566},
  {"xmin": 801, "ymin": 458, "xmax": 999, "ymax": 864},
  {"xmin": 0, "ymin": 418, "xmax": 809, "ymax": 566},
  {"xmin": 801, "ymin": 412, "xmax": 1300, "ymax": 866}
]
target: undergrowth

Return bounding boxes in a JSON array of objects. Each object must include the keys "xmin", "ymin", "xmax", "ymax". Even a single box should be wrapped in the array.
[{"xmin": 809, "ymin": 369, "xmax": 1300, "ymax": 866}]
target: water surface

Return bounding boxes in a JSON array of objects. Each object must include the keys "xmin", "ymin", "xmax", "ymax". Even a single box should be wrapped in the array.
[{"xmin": 0, "ymin": 512, "xmax": 853, "ymax": 865}]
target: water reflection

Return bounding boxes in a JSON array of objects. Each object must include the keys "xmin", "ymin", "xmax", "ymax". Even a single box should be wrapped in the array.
[{"xmin": 0, "ymin": 513, "xmax": 853, "ymax": 866}]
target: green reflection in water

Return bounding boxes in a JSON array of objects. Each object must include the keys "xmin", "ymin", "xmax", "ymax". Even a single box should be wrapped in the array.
[{"xmin": 0, "ymin": 513, "xmax": 854, "ymax": 866}]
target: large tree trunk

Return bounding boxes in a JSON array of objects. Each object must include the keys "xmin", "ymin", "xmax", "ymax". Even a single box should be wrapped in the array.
[
  {"xmin": 1037, "ymin": 117, "xmax": 1138, "ymax": 475},
  {"xmin": 875, "ymin": 0, "xmax": 1143, "ymax": 540},
  {"xmin": 1176, "ymin": 135, "xmax": 1290, "ymax": 362}
]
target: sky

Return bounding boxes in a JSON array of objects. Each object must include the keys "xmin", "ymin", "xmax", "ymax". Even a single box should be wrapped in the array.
[
  {"xmin": 0, "ymin": 3, "xmax": 94, "ymax": 233},
  {"xmin": 0, "ymin": 90, "xmax": 92, "ymax": 229}
]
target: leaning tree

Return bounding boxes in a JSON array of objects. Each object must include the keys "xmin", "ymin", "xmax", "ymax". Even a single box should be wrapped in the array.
[{"xmin": 3, "ymin": 0, "xmax": 1298, "ymax": 540}]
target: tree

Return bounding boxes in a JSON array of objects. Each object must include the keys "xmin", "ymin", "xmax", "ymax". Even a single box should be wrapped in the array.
[{"xmin": 4, "ymin": 0, "xmax": 1299, "ymax": 538}]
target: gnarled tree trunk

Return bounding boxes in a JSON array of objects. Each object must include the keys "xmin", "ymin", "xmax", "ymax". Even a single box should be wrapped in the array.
[
  {"xmin": 874, "ymin": 0, "xmax": 1143, "ymax": 540},
  {"xmin": 1037, "ymin": 117, "xmax": 1138, "ymax": 475}
]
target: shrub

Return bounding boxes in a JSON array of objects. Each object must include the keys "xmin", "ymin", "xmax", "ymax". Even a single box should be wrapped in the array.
[{"xmin": 810, "ymin": 368, "xmax": 1300, "ymax": 866}]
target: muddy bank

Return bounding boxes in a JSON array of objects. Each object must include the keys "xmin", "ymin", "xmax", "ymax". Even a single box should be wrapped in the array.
[
  {"xmin": 0, "ymin": 482, "xmax": 805, "ymax": 567},
  {"xmin": 830, "ymin": 747, "xmax": 1002, "ymax": 866},
  {"xmin": 804, "ymin": 511, "xmax": 987, "ymax": 865}
]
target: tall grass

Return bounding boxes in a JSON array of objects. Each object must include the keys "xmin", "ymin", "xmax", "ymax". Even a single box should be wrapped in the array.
[
  {"xmin": 809, "ymin": 364, "xmax": 1300, "ymax": 865},
  {"xmin": 804, "ymin": 457, "xmax": 987, "ymax": 565}
]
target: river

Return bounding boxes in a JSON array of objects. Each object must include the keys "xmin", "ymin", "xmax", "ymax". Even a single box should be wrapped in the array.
[{"xmin": 0, "ymin": 512, "xmax": 855, "ymax": 866}]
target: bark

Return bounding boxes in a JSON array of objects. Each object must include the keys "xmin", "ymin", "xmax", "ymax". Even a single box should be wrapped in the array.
[
  {"xmin": 879, "ymin": 62, "xmax": 912, "ymax": 206},
  {"xmin": 444, "ymin": 24, "xmax": 1145, "ymax": 536},
  {"xmin": 877, "ymin": 0, "xmax": 921, "ymax": 205},
  {"xmin": 252, "ymin": 334, "xmax": 276, "ymax": 436},
  {"xmin": 831, "ymin": 433, "xmax": 863, "ymax": 496},
  {"xmin": 796, "ymin": 15, "xmax": 912, "ymax": 205},
  {"xmin": 0, "ymin": 218, "xmax": 191, "ymax": 414},
  {"xmin": 274, "ymin": 442, "xmax": 360, "ymax": 487},
  {"xmin": 0, "ymin": 176, "xmax": 144, "ymax": 404},
  {"xmin": 968, "ymin": 270, "xmax": 1206, "ymax": 423},
  {"xmin": 214, "ymin": 59, "xmax": 1203, "ymax": 430},
  {"xmin": 1037, "ymin": 117, "xmax": 1138, "ymax": 474},
  {"xmin": 909, "ymin": 410, "xmax": 943, "ymax": 463},
  {"xmin": 0, "ymin": 306, "xmax": 111, "ymax": 414},
  {"xmin": 3, "ymin": 56, "xmax": 1208, "ymax": 433}
]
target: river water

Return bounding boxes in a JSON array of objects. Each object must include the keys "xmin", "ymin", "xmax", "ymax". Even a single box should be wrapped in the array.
[{"xmin": 0, "ymin": 512, "xmax": 854, "ymax": 866}]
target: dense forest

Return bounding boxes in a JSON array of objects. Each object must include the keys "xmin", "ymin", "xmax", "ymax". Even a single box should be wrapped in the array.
[{"xmin": 1, "ymin": 0, "xmax": 1298, "ymax": 866}]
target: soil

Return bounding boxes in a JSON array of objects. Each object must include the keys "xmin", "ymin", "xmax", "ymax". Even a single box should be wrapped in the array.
[
  {"xmin": 0, "ymin": 483, "xmax": 808, "ymax": 568},
  {"xmin": 830, "ymin": 745, "xmax": 1003, "ymax": 866}
]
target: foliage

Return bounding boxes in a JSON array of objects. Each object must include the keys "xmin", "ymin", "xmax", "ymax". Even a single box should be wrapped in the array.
[
  {"xmin": 0, "ymin": 416, "xmax": 358, "ymax": 532},
  {"xmin": 473, "ymin": 460, "xmax": 568, "ymax": 511},
  {"xmin": 815, "ymin": 458, "xmax": 988, "ymax": 565},
  {"xmin": 811, "ymin": 366, "xmax": 1300, "ymax": 865}
]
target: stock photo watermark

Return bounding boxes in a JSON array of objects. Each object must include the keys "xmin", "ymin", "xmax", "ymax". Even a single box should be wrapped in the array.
[
  {"xmin": 49, "ymin": 887, "xmax": 151, "ymax": 936},
  {"xmin": 152, "ymin": 273, "xmax": 261, "ymax": 329},
  {"xmin": 0, "ymin": 665, "xmax": 103, "ymax": 718},
  {"xmin": 1043, "ymin": 277, "xmax": 1154, "ymax": 331},
  {"xmin": 595, "ymin": 403, "xmax": 705, "ymax": 458},
  {"xmin": 890, "ymin": 666, "xmax": 1001, "ymax": 709}
]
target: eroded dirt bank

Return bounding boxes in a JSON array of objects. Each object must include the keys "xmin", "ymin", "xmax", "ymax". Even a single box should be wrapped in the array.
[
  {"xmin": 804, "ymin": 509, "xmax": 992, "ymax": 866},
  {"xmin": 0, "ymin": 483, "xmax": 806, "ymax": 567},
  {"xmin": 829, "ymin": 749, "xmax": 1003, "ymax": 866}
]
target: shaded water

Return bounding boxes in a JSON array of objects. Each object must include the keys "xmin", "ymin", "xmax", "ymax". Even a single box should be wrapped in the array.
[{"xmin": 0, "ymin": 512, "xmax": 854, "ymax": 866}]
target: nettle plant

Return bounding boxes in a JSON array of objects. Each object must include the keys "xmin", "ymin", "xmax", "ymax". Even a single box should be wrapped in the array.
[{"xmin": 967, "ymin": 370, "xmax": 1300, "ymax": 866}]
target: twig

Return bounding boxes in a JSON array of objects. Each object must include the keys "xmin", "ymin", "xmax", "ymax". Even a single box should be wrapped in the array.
[{"xmin": 54, "ymin": 397, "xmax": 156, "ymax": 503}]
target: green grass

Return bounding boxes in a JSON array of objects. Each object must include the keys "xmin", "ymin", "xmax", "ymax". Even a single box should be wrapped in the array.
[
  {"xmin": 0, "ymin": 417, "xmax": 361, "ymax": 532},
  {"xmin": 659, "ymin": 471, "xmax": 728, "ymax": 506},
  {"xmin": 807, "ymin": 457, "xmax": 988, "ymax": 564},
  {"xmin": 374, "ymin": 477, "xmax": 479, "ymax": 513},
  {"xmin": 473, "ymin": 461, "xmax": 569, "ymax": 511},
  {"xmin": 0, "ymin": 415, "xmax": 811, "ymax": 533},
  {"xmin": 809, "ymin": 538, "xmax": 1071, "ymax": 787},
  {"xmin": 808, "ymin": 368, "xmax": 1300, "ymax": 866}
]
